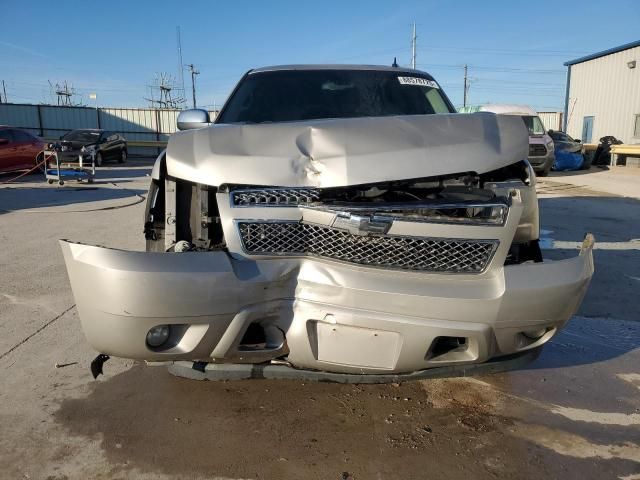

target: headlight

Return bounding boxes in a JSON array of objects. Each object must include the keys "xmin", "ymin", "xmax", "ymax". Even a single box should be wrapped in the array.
[
  {"xmin": 81, "ymin": 145, "xmax": 96, "ymax": 154},
  {"xmin": 546, "ymin": 140, "xmax": 554, "ymax": 150}
]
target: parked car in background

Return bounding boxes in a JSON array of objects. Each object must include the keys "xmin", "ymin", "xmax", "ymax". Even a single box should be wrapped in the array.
[
  {"xmin": 57, "ymin": 129, "xmax": 127, "ymax": 166},
  {"xmin": 548, "ymin": 130, "xmax": 586, "ymax": 171},
  {"xmin": 0, "ymin": 126, "xmax": 45, "ymax": 173},
  {"xmin": 459, "ymin": 104, "xmax": 555, "ymax": 176},
  {"xmin": 548, "ymin": 130, "xmax": 582, "ymax": 153}
]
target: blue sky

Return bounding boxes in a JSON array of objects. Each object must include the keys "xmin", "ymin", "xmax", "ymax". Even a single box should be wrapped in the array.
[{"xmin": 1, "ymin": 0, "xmax": 639, "ymax": 111}]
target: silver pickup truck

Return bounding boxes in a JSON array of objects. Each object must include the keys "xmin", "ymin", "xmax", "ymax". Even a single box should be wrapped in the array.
[{"xmin": 61, "ymin": 65, "xmax": 594, "ymax": 380}]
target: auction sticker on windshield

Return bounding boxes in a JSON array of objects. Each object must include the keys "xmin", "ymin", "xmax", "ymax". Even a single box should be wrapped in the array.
[{"xmin": 397, "ymin": 76, "xmax": 439, "ymax": 88}]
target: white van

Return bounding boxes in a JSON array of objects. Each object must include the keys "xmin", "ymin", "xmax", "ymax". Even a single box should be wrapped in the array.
[{"xmin": 460, "ymin": 104, "xmax": 555, "ymax": 176}]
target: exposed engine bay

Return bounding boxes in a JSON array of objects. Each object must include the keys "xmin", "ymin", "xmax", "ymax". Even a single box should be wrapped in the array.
[{"xmin": 144, "ymin": 157, "xmax": 540, "ymax": 267}]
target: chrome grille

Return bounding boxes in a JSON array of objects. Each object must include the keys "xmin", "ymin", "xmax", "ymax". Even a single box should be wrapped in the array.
[
  {"xmin": 529, "ymin": 144, "xmax": 547, "ymax": 157},
  {"xmin": 237, "ymin": 222, "xmax": 498, "ymax": 273},
  {"xmin": 232, "ymin": 188, "xmax": 321, "ymax": 206}
]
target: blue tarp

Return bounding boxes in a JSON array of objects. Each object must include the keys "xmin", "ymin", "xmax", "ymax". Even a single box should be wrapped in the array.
[{"xmin": 553, "ymin": 150, "xmax": 584, "ymax": 171}]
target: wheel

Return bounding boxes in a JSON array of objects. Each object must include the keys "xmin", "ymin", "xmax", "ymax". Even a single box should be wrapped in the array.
[
  {"xmin": 118, "ymin": 149, "xmax": 127, "ymax": 163},
  {"xmin": 35, "ymin": 153, "xmax": 45, "ymax": 173},
  {"xmin": 95, "ymin": 152, "xmax": 103, "ymax": 167},
  {"xmin": 47, "ymin": 179, "xmax": 54, "ymax": 184},
  {"xmin": 537, "ymin": 159, "xmax": 552, "ymax": 177},
  {"xmin": 58, "ymin": 180, "xmax": 64, "ymax": 186}
]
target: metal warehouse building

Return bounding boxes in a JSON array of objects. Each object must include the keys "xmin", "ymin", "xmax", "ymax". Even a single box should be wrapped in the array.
[{"xmin": 564, "ymin": 40, "xmax": 640, "ymax": 144}]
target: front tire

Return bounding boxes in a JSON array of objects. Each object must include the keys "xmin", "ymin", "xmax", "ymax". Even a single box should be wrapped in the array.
[
  {"xmin": 118, "ymin": 149, "xmax": 127, "ymax": 163},
  {"xmin": 35, "ymin": 152, "xmax": 45, "ymax": 173}
]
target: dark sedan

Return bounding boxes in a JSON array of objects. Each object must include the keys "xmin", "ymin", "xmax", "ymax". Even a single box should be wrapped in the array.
[{"xmin": 58, "ymin": 129, "xmax": 127, "ymax": 166}]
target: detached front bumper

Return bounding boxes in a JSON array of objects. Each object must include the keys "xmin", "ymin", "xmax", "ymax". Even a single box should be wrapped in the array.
[{"xmin": 60, "ymin": 235, "xmax": 593, "ymax": 375}]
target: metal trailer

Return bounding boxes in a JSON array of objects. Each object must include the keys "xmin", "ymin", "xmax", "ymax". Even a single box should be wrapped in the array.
[{"xmin": 44, "ymin": 148, "xmax": 95, "ymax": 185}]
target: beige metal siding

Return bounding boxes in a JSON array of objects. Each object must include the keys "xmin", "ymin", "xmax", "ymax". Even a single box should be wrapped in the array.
[
  {"xmin": 537, "ymin": 111, "xmax": 563, "ymax": 130},
  {"xmin": 566, "ymin": 45, "xmax": 640, "ymax": 143}
]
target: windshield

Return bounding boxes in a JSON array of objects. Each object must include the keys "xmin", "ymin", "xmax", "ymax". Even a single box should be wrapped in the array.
[
  {"xmin": 218, "ymin": 70, "xmax": 454, "ymax": 124},
  {"xmin": 520, "ymin": 116, "xmax": 546, "ymax": 136},
  {"xmin": 62, "ymin": 130, "xmax": 101, "ymax": 142}
]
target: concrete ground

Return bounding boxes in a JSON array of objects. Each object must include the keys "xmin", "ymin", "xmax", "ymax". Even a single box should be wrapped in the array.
[{"xmin": 0, "ymin": 163, "xmax": 638, "ymax": 480}]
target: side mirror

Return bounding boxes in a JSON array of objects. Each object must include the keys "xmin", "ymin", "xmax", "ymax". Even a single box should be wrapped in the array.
[
  {"xmin": 177, "ymin": 109, "xmax": 210, "ymax": 131},
  {"xmin": 575, "ymin": 139, "xmax": 581, "ymax": 143},
  {"xmin": 0, "ymin": 138, "xmax": 8, "ymax": 145}
]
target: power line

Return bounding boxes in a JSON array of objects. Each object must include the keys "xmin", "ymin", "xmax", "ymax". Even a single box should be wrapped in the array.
[
  {"xmin": 419, "ymin": 63, "xmax": 565, "ymax": 74},
  {"xmin": 418, "ymin": 45, "xmax": 589, "ymax": 57}
]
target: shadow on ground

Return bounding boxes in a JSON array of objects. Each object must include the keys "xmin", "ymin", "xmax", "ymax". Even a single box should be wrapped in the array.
[
  {"xmin": 539, "ymin": 195, "xmax": 640, "ymax": 321},
  {"xmin": 53, "ymin": 362, "xmax": 638, "ymax": 480},
  {"xmin": 548, "ymin": 166, "xmax": 610, "ymax": 178},
  {"xmin": 0, "ymin": 185, "xmax": 146, "ymax": 214}
]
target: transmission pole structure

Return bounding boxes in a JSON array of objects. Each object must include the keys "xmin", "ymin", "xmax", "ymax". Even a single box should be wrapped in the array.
[
  {"xmin": 176, "ymin": 27, "xmax": 185, "ymax": 93},
  {"xmin": 463, "ymin": 64, "xmax": 468, "ymax": 108},
  {"xmin": 1, "ymin": 80, "xmax": 6, "ymax": 103},
  {"xmin": 411, "ymin": 22, "xmax": 417, "ymax": 69},
  {"xmin": 186, "ymin": 64, "xmax": 200, "ymax": 108}
]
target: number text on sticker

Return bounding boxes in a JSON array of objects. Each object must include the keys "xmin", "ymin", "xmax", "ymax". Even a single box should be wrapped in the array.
[{"xmin": 397, "ymin": 76, "xmax": 439, "ymax": 88}]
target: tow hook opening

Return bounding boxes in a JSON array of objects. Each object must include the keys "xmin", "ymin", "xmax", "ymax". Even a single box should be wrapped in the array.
[
  {"xmin": 426, "ymin": 336, "xmax": 468, "ymax": 361},
  {"xmin": 238, "ymin": 323, "xmax": 286, "ymax": 352}
]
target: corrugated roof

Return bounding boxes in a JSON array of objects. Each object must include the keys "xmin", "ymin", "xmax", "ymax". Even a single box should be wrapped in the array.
[{"xmin": 564, "ymin": 39, "xmax": 640, "ymax": 66}]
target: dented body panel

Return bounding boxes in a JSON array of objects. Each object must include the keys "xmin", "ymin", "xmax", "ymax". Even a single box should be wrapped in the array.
[
  {"xmin": 61, "ymin": 65, "xmax": 594, "ymax": 377},
  {"xmin": 60, "ymin": 235, "xmax": 593, "ymax": 374},
  {"xmin": 166, "ymin": 113, "xmax": 528, "ymax": 188}
]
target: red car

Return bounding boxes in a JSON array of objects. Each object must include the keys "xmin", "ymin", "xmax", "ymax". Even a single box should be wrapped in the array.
[{"xmin": 0, "ymin": 126, "xmax": 45, "ymax": 174}]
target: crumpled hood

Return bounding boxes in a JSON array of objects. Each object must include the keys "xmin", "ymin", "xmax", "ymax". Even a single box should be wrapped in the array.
[{"xmin": 166, "ymin": 112, "xmax": 528, "ymax": 187}]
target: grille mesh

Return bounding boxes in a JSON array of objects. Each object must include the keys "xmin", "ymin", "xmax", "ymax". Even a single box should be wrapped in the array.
[
  {"xmin": 238, "ymin": 222, "xmax": 498, "ymax": 273},
  {"xmin": 232, "ymin": 188, "xmax": 321, "ymax": 206},
  {"xmin": 529, "ymin": 144, "xmax": 547, "ymax": 157}
]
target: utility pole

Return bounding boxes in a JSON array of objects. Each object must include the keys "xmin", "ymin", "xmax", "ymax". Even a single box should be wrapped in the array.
[
  {"xmin": 411, "ymin": 22, "xmax": 417, "ymax": 69},
  {"xmin": 1, "ymin": 80, "xmax": 7, "ymax": 103},
  {"xmin": 186, "ymin": 64, "xmax": 199, "ymax": 108},
  {"xmin": 463, "ymin": 64, "xmax": 468, "ymax": 107},
  {"xmin": 176, "ymin": 27, "xmax": 185, "ymax": 93}
]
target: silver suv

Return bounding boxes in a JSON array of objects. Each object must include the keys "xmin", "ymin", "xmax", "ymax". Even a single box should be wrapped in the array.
[{"xmin": 61, "ymin": 65, "xmax": 593, "ymax": 381}]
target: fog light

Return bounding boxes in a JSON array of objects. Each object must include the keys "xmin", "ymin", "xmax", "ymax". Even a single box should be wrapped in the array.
[
  {"xmin": 146, "ymin": 325, "xmax": 171, "ymax": 347},
  {"xmin": 522, "ymin": 328, "xmax": 547, "ymax": 340}
]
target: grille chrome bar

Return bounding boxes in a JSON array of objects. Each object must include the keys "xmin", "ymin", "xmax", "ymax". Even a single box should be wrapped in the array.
[
  {"xmin": 231, "ymin": 188, "xmax": 321, "ymax": 207},
  {"xmin": 230, "ymin": 188, "xmax": 509, "ymax": 226},
  {"xmin": 308, "ymin": 202, "xmax": 509, "ymax": 227},
  {"xmin": 237, "ymin": 221, "xmax": 499, "ymax": 274}
]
